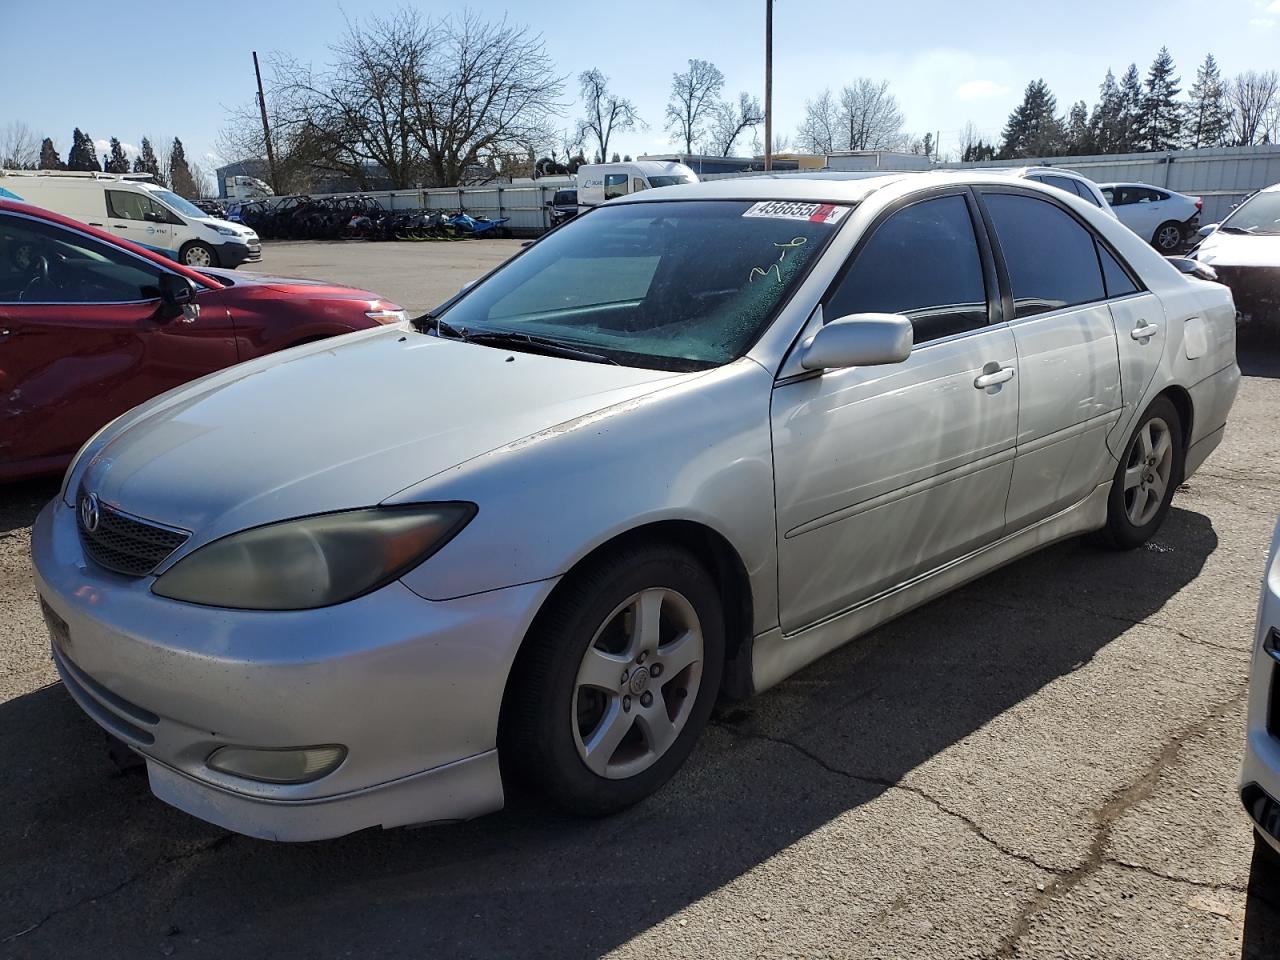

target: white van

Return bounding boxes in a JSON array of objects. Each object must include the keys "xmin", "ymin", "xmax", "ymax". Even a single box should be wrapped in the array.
[
  {"xmin": 575, "ymin": 161, "xmax": 698, "ymax": 212},
  {"xmin": 0, "ymin": 170, "xmax": 260, "ymax": 268}
]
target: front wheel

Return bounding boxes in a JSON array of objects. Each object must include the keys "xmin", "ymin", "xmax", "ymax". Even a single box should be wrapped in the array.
[
  {"xmin": 501, "ymin": 544, "xmax": 724, "ymax": 816},
  {"xmin": 1095, "ymin": 397, "xmax": 1183, "ymax": 550},
  {"xmin": 1153, "ymin": 221, "xmax": 1184, "ymax": 253},
  {"xmin": 180, "ymin": 241, "xmax": 217, "ymax": 267}
]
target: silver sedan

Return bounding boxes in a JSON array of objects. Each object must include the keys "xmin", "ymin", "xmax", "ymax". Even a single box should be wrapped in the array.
[{"xmin": 33, "ymin": 173, "xmax": 1240, "ymax": 840}]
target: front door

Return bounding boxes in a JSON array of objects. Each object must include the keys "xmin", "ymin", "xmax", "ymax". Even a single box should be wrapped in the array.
[
  {"xmin": 0, "ymin": 211, "xmax": 236, "ymax": 473},
  {"xmin": 977, "ymin": 190, "xmax": 1125, "ymax": 528},
  {"xmin": 105, "ymin": 188, "xmax": 177, "ymax": 260},
  {"xmin": 771, "ymin": 191, "xmax": 1018, "ymax": 633}
]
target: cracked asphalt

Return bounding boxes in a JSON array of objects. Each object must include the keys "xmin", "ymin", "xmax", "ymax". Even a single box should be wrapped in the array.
[{"xmin": 3, "ymin": 242, "xmax": 1280, "ymax": 958}]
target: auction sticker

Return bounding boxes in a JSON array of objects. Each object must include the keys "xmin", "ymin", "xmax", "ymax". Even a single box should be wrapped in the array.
[{"xmin": 743, "ymin": 201, "xmax": 850, "ymax": 224}]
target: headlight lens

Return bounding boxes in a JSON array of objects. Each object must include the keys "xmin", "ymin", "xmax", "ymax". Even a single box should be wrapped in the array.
[
  {"xmin": 210, "ymin": 224, "xmax": 239, "ymax": 236},
  {"xmin": 152, "ymin": 503, "xmax": 475, "ymax": 609},
  {"xmin": 365, "ymin": 307, "xmax": 409, "ymax": 324}
]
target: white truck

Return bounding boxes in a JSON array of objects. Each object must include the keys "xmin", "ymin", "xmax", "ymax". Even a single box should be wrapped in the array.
[
  {"xmin": 0, "ymin": 169, "xmax": 261, "ymax": 268},
  {"xmin": 575, "ymin": 160, "xmax": 698, "ymax": 213}
]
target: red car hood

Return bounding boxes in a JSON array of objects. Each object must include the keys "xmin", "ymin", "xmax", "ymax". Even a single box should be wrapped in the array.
[{"xmin": 198, "ymin": 267, "xmax": 389, "ymax": 302}]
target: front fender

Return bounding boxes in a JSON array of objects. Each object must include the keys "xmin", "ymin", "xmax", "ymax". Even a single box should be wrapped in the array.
[{"xmin": 390, "ymin": 358, "xmax": 781, "ymax": 635}]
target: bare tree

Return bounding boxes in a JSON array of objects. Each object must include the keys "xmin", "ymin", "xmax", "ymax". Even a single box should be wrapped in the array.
[
  {"xmin": 1, "ymin": 121, "xmax": 39, "ymax": 169},
  {"xmin": 219, "ymin": 7, "xmax": 563, "ymax": 189},
  {"xmin": 189, "ymin": 162, "xmax": 215, "ymax": 199},
  {"xmin": 796, "ymin": 88, "xmax": 838, "ymax": 154},
  {"xmin": 1228, "ymin": 70, "xmax": 1280, "ymax": 146},
  {"xmin": 838, "ymin": 78, "xmax": 905, "ymax": 151},
  {"xmin": 665, "ymin": 59, "xmax": 724, "ymax": 154},
  {"xmin": 704, "ymin": 92, "xmax": 763, "ymax": 156},
  {"xmin": 577, "ymin": 68, "xmax": 640, "ymax": 163}
]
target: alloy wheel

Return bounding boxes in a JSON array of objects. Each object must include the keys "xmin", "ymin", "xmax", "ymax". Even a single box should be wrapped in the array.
[
  {"xmin": 1156, "ymin": 225, "xmax": 1182, "ymax": 251},
  {"xmin": 572, "ymin": 587, "xmax": 704, "ymax": 780},
  {"xmin": 1122, "ymin": 416, "xmax": 1174, "ymax": 527}
]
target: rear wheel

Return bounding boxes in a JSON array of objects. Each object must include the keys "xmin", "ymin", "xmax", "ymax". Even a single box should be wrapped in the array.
[
  {"xmin": 501, "ymin": 543, "xmax": 724, "ymax": 816},
  {"xmin": 1095, "ymin": 397, "xmax": 1183, "ymax": 550},
  {"xmin": 180, "ymin": 241, "xmax": 217, "ymax": 268},
  {"xmin": 1153, "ymin": 221, "xmax": 1184, "ymax": 253}
]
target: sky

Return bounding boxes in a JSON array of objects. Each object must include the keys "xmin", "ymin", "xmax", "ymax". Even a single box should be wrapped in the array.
[{"xmin": 4, "ymin": 0, "xmax": 1280, "ymax": 174}]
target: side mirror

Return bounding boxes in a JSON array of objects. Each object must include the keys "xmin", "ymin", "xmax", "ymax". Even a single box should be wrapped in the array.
[
  {"xmin": 1197, "ymin": 223, "xmax": 1218, "ymax": 238},
  {"xmin": 158, "ymin": 272, "xmax": 198, "ymax": 321},
  {"xmin": 799, "ymin": 313, "xmax": 913, "ymax": 371},
  {"xmin": 1166, "ymin": 256, "xmax": 1218, "ymax": 282}
]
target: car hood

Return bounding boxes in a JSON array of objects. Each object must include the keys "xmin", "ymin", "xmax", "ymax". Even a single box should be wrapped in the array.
[
  {"xmin": 79, "ymin": 329, "xmax": 693, "ymax": 538},
  {"xmin": 199, "ymin": 267, "xmax": 388, "ymax": 302},
  {"xmin": 1195, "ymin": 231, "xmax": 1280, "ymax": 268}
]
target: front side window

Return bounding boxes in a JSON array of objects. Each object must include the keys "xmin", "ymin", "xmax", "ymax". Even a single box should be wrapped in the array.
[
  {"xmin": 439, "ymin": 200, "xmax": 844, "ymax": 370},
  {"xmin": 604, "ymin": 174, "xmax": 629, "ymax": 201},
  {"xmin": 0, "ymin": 213, "xmax": 164, "ymax": 303},
  {"xmin": 824, "ymin": 194, "xmax": 988, "ymax": 344},
  {"xmin": 984, "ymin": 192, "xmax": 1106, "ymax": 318},
  {"xmin": 632, "ymin": 178, "xmax": 647, "ymax": 193},
  {"xmin": 107, "ymin": 189, "xmax": 150, "ymax": 221}
]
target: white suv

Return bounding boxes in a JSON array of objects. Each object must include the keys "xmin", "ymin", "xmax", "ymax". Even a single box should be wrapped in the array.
[{"xmin": 1099, "ymin": 182, "xmax": 1202, "ymax": 253}]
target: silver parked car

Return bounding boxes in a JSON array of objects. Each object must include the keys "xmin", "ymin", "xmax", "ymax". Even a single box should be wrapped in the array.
[
  {"xmin": 33, "ymin": 173, "xmax": 1240, "ymax": 841},
  {"xmin": 1243, "ymin": 519, "xmax": 1280, "ymax": 867}
]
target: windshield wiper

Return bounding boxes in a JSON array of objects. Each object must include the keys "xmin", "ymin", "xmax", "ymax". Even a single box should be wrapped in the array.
[
  {"xmin": 1217, "ymin": 225, "xmax": 1253, "ymax": 234},
  {"xmin": 465, "ymin": 331, "xmax": 619, "ymax": 365},
  {"xmin": 414, "ymin": 312, "xmax": 468, "ymax": 339}
]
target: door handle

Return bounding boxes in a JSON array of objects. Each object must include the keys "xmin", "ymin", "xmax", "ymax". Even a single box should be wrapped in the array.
[
  {"xmin": 1131, "ymin": 321, "xmax": 1159, "ymax": 341},
  {"xmin": 974, "ymin": 366, "xmax": 1015, "ymax": 389},
  {"xmin": 113, "ymin": 225, "xmax": 128, "ymax": 230}
]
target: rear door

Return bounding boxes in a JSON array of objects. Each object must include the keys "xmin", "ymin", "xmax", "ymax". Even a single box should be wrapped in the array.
[
  {"xmin": 976, "ymin": 189, "xmax": 1124, "ymax": 529},
  {"xmin": 0, "ymin": 211, "xmax": 237, "ymax": 472}
]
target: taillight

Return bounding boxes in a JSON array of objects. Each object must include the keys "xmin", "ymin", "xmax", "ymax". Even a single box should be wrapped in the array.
[{"xmin": 1195, "ymin": 198, "xmax": 1203, "ymax": 210}]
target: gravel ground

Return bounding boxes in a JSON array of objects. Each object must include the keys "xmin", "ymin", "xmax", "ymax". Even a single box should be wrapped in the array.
[{"xmin": 2, "ymin": 241, "xmax": 1279, "ymax": 958}]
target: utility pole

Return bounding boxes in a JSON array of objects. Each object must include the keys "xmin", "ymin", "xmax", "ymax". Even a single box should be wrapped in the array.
[
  {"xmin": 253, "ymin": 51, "xmax": 279, "ymax": 194},
  {"xmin": 764, "ymin": 0, "xmax": 773, "ymax": 170}
]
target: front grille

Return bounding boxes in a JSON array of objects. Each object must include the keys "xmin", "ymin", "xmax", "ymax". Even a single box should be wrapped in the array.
[{"xmin": 77, "ymin": 490, "xmax": 190, "ymax": 577}]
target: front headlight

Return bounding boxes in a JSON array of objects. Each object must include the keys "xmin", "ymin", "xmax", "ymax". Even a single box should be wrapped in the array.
[
  {"xmin": 152, "ymin": 504, "xmax": 475, "ymax": 610},
  {"xmin": 210, "ymin": 224, "xmax": 240, "ymax": 237}
]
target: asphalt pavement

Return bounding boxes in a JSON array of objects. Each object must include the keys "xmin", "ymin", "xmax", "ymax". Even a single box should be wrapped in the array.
[{"xmin": 2, "ymin": 241, "xmax": 1279, "ymax": 958}]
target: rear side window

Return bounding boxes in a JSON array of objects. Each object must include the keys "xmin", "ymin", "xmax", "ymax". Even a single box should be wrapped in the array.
[
  {"xmin": 1097, "ymin": 243, "xmax": 1139, "ymax": 298},
  {"xmin": 825, "ymin": 194, "xmax": 988, "ymax": 344},
  {"xmin": 983, "ymin": 193, "xmax": 1105, "ymax": 318},
  {"xmin": 604, "ymin": 174, "xmax": 628, "ymax": 201}
]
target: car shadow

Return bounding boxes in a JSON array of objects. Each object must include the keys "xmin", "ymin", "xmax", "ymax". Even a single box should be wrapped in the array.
[
  {"xmin": 0, "ymin": 478, "xmax": 58, "ymax": 535},
  {"xmin": 1243, "ymin": 843, "xmax": 1280, "ymax": 958},
  {"xmin": 0, "ymin": 506, "xmax": 1252, "ymax": 958},
  {"xmin": 1237, "ymin": 337, "xmax": 1280, "ymax": 380}
]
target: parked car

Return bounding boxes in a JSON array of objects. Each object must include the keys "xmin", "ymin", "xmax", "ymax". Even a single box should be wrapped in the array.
[
  {"xmin": 0, "ymin": 200, "xmax": 406, "ymax": 481},
  {"xmin": 979, "ymin": 167, "xmax": 1117, "ymax": 217},
  {"xmin": 0, "ymin": 170, "xmax": 261, "ymax": 268},
  {"xmin": 34, "ymin": 172, "xmax": 1239, "ymax": 841},
  {"xmin": 1242, "ymin": 519, "xmax": 1280, "ymax": 868},
  {"xmin": 1098, "ymin": 182, "xmax": 1202, "ymax": 253},
  {"xmin": 1190, "ymin": 182, "xmax": 1280, "ymax": 326},
  {"xmin": 547, "ymin": 188, "xmax": 578, "ymax": 227},
  {"xmin": 575, "ymin": 160, "xmax": 698, "ymax": 211}
]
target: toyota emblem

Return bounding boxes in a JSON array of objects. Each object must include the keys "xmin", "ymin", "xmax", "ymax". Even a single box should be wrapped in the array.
[{"xmin": 80, "ymin": 493, "xmax": 101, "ymax": 533}]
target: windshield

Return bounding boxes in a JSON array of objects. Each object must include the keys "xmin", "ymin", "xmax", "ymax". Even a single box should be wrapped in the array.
[
  {"xmin": 553, "ymin": 190, "xmax": 577, "ymax": 205},
  {"xmin": 647, "ymin": 175, "xmax": 694, "ymax": 188},
  {"xmin": 150, "ymin": 189, "xmax": 210, "ymax": 221},
  {"xmin": 438, "ymin": 200, "xmax": 846, "ymax": 370},
  {"xmin": 1221, "ymin": 191, "xmax": 1280, "ymax": 235}
]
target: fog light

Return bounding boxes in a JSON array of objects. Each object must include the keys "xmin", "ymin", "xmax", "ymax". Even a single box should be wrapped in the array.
[{"xmin": 206, "ymin": 744, "xmax": 346, "ymax": 784}]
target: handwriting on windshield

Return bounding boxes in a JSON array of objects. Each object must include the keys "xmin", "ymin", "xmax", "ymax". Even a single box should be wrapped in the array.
[{"xmin": 749, "ymin": 236, "xmax": 808, "ymax": 283}]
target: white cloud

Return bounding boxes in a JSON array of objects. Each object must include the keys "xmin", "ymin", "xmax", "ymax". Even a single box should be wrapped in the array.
[
  {"xmin": 1248, "ymin": 17, "xmax": 1275, "ymax": 26},
  {"xmin": 956, "ymin": 79, "xmax": 1011, "ymax": 101},
  {"xmin": 1269, "ymin": 0, "xmax": 1280, "ymax": 12},
  {"xmin": 92, "ymin": 138, "xmax": 139, "ymax": 158}
]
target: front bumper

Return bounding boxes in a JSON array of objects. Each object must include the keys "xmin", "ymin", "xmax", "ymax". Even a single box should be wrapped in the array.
[
  {"xmin": 1211, "ymin": 265, "xmax": 1280, "ymax": 324},
  {"xmin": 32, "ymin": 497, "xmax": 556, "ymax": 840},
  {"xmin": 1241, "ymin": 520, "xmax": 1280, "ymax": 855},
  {"xmin": 214, "ymin": 238, "xmax": 262, "ymax": 268}
]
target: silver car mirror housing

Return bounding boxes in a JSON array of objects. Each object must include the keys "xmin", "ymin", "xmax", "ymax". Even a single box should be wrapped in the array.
[
  {"xmin": 1197, "ymin": 223, "xmax": 1219, "ymax": 238},
  {"xmin": 799, "ymin": 313, "xmax": 914, "ymax": 371}
]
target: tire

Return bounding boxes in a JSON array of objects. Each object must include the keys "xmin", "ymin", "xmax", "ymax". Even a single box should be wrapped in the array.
[
  {"xmin": 180, "ymin": 241, "xmax": 218, "ymax": 268},
  {"xmin": 501, "ymin": 543, "xmax": 725, "ymax": 817},
  {"xmin": 1094, "ymin": 396, "xmax": 1183, "ymax": 550},
  {"xmin": 1153, "ymin": 221, "xmax": 1184, "ymax": 253}
]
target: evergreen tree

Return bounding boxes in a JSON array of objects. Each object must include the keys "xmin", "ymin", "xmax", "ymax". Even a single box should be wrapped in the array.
[
  {"xmin": 1064, "ymin": 101, "xmax": 1092, "ymax": 155},
  {"xmin": 132, "ymin": 136, "xmax": 162, "ymax": 183},
  {"xmin": 66, "ymin": 128, "xmax": 100, "ymax": 171},
  {"xmin": 106, "ymin": 138, "xmax": 130, "ymax": 173},
  {"xmin": 168, "ymin": 137, "xmax": 197, "ymax": 198},
  {"xmin": 920, "ymin": 132, "xmax": 935, "ymax": 158},
  {"xmin": 1089, "ymin": 69, "xmax": 1127, "ymax": 153},
  {"xmin": 999, "ymin": 79, "xmax": 1064, "ymax": 159},
  {"xmin": 38, "ymin": 137, "xmax": 63, "ymax": 170},
  {"xmin": 1138, "ymin": 47, "xmax": 1183, "ymax": 151},
  {"xmin": 962, "ymin": 140, "xmax": 997, "ymax": 162},
  {"xmin": 1185, "ymin": 53, "xmax": 1231, "ymax": 148},
  {"xmin": 1118, "ymin": 64, "xmax": 1144, "ymax": 152}
]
